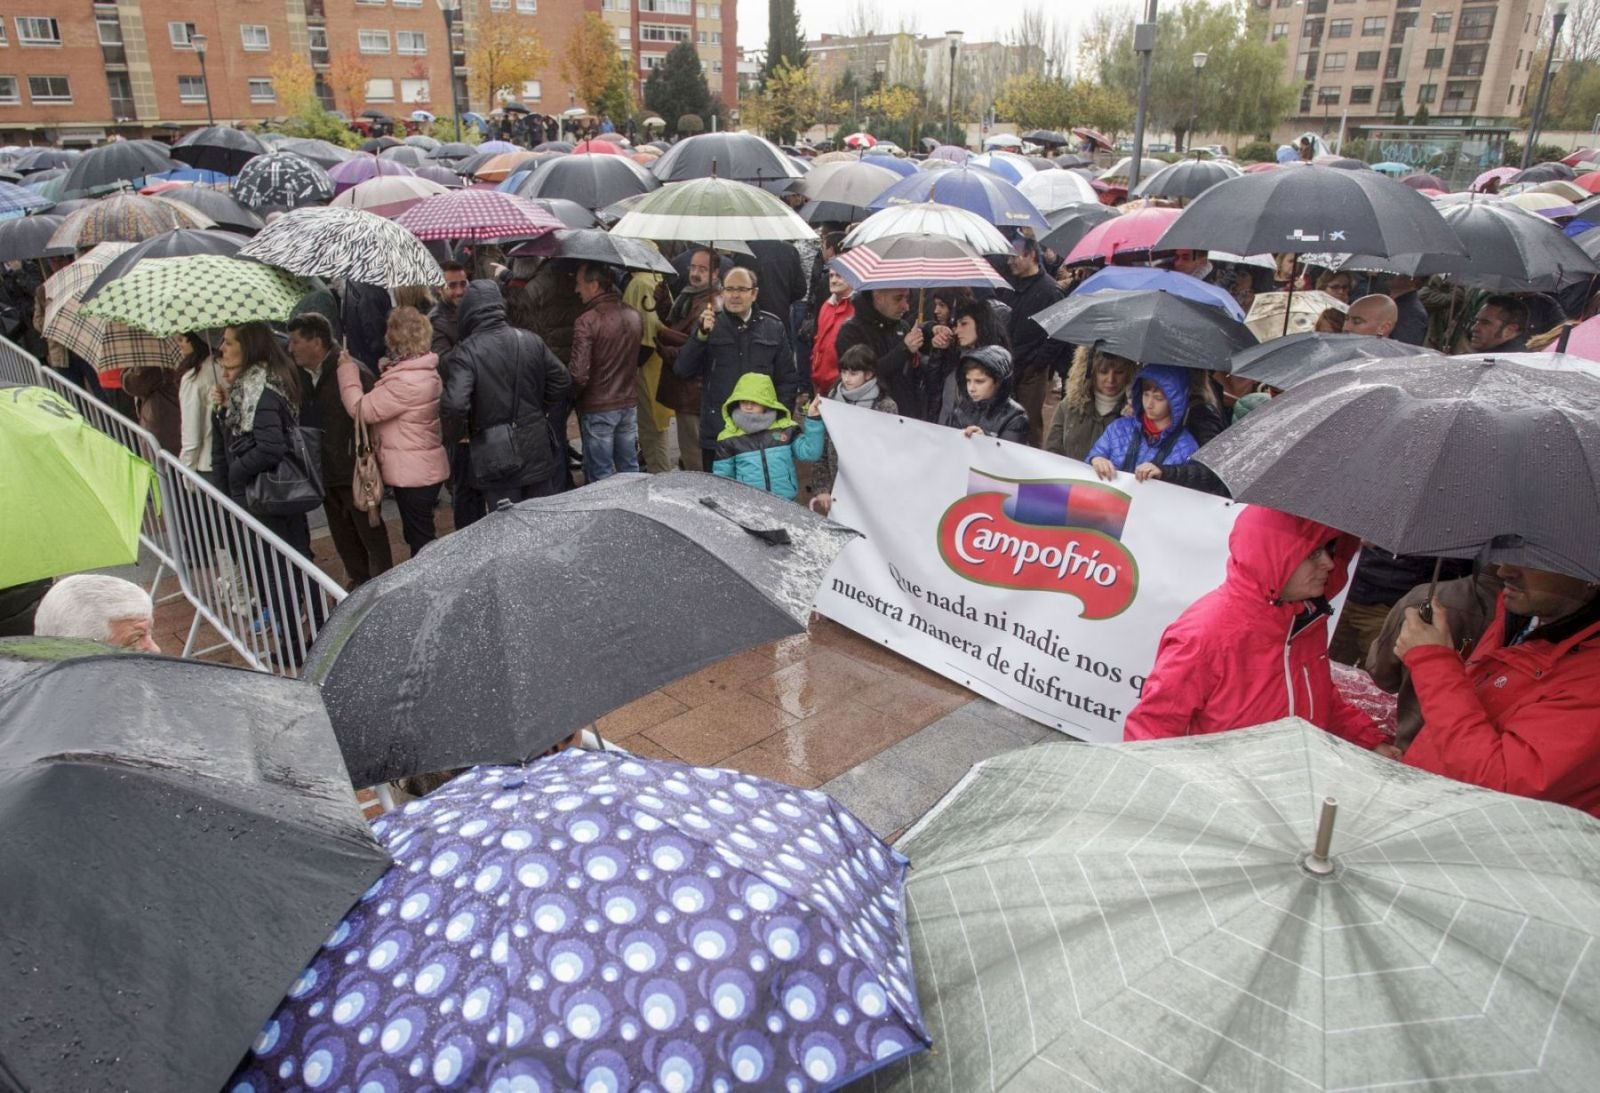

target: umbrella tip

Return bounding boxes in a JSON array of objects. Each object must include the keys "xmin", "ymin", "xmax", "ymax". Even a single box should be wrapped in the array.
[{"xmin": 1301, "ymin": 795, "xmax": 1339, "ymax": 876}]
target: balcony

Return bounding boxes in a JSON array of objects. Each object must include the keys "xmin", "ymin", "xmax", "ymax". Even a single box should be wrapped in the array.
[
  {"xmin": 310, "ymin": 48, "xmax": 330, "ymax": 67},
  {"xmin": 1440, "ymin": 96, "xmax": 1476, "ymax": 113},
  {"xmin": 304, "ymin": 0, "xmax": 326, "ymax": 18},
  {"xmin": 101, "ymin": 44, "xmax": 126, "ymax": 65},
  {"xmin": 109, "ymin": 96, "xmax": 136, "ymax": 118}
]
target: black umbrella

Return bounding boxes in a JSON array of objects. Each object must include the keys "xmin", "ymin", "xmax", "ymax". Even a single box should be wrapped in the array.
[
  {"xmin": 1131, "ymin": 158, "xmax": 1243, "ymax": 201},
  {"xmin": 1034, "ymin": 287, "xmax": 1256, "ymax": 367},
  {"xmin": 1054, "ymin": 154, "xmax": 1092, "ymax": 168},
  {"xmin": 379, "ymin": 144, "xmax": 428, "ymax": 168},
  {"xmin": 1196, "ymin": 353, "xmax": 1600, "ymax": 580},
  {"xmin": 278, "ymin": 137, "xmax": 357, "ymax": 169},
  {"xmin": 502, "ymin": 100, "xmax": 530, "ymax": 114},
  {"xmin": 414, "ymin": 163, "xmax": 466, "ymax": 189},
  {"xmin": 1023, "ymin": 129, "xmax": 1070, "ymax": 146},
  {"xmin": 58, "ymin": 139, "xmax": 178, "ymax": 198},
  {"xmin": 154, "ymin": 184, "xmax": 266, "ymax": 234},
  {"xmin": 358, "ymin": 136, "xmax": 401, "ymax": 153},
  {"xmin": 1228, "ymin": 331, "xmax": 1432, "ymax": 390},
  {"xmin": 650, "ymin": 131, "xmax": 801, "ymax": 191},
  {"xmin": 1511, "ymin": 162, "xmax": 1576, "ymax": 185},
  {"xmin": 359, "ymin": 110, "xmax": 395, "ymax": 123},
  {"xmin": 170, "ymin": 125, "xmax": 268, "ymax": 176},
  {"xmin": 305, "ymin": 472, "xmax": 857, "ymax": 787},
  {"xmin": 10, "ymin": 148, "xmax": 79, "ymax": 174},
  {"xmin": 510, "ymin": 227, "xmax": 677, "ymax": 272},
  {"xmin": 793, "ymin": 159, "xmax": 901, "ymax": 224},
  {"xmin": 1039, "ymin": 202, "xmax": 1119, "ymax": 256},
  {"xmin": 80, "ymin": 228, "xmax": 252, "ymax": 300},
  {"xmin": 0, "ymin": 214, "xmax": 72, "ymax": 262},
  {"xmin": 534, "ymin": 140, "xmax": 576, "ymax": 153},
  {"xmin": 509, "ymin": 153, "xmax": 654, "ymax": 211},
  {"xmin": 231, "ymin": 151, "xmax": 334, "ymax": 211},
  {"xmin": 427, "ymin": 141, "xmax": 478, "ymax": 162},
  {"xmin": 1324, "ymin": 157, "xmax": 1372, "ymax": 170},
  {"xmin": 0, "ymin": 640, "xmax": 390, "ymax": 1093}
]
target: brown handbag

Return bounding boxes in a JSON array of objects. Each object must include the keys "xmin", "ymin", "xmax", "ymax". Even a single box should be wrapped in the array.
[{"xmin": 352, "ymin": 412, "xmax": 384, "ymax": 526}]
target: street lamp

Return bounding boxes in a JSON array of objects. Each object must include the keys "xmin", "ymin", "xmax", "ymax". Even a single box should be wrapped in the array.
[
  {"xmin": 1129, "ymin": 0, "xmax": 1159, "ymax": 190},
  {"xmin": 1319, "ymin": 88, "xmax": 1335, "ymax": 135},
  {"xmin": 945, "ymin": 30, "xmax": 963, "ymax": 146},
  {"xmin": 190, "ymin": 32, "xmax": 214, "ymax": 126},
  {"xmin": 1188, "ymin": 51, "xmax": 1208, "ymax": 153},
  {"xmin": 1525, "ymin": 1, "xmax": 1570, "ymax": 167},
  {"xmin": 435, "ymin": 0, "xmax": 464, "ymax": 141}
]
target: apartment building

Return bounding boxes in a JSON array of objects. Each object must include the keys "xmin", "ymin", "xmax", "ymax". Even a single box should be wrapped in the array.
[
  {"xmin": 1262, "ymin": 0, "xmax": 1555, "ymax": 130},
  {"xmin": 0, "ymin": 0, "xmax": 737, "ymax": 144}
]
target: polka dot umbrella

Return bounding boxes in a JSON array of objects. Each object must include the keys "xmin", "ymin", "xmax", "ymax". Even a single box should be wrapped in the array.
[{"xmin": 227, "ymin": 754, "xmax": 929, "ymax": 1092}]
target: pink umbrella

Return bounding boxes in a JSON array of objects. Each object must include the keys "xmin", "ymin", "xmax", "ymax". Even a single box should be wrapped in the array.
[
  {"xmin": 394, "ymin": 189, "xmax": 564, "ymax": 241},
  {"xmin": 1244, "ymin": 162, "xmax": 1282, "ymax": 174},
  {"xmin": 927, "ymin": 144, "xmax": 968, "ymax": 163},
  {"xmin": 572, "ymin": 139, "xmax": 627, "ymax": 156},
  {"xmin": 1400, "ymin": 173, "xmax": 1446, "ymax": 193},
  {"xmin": 1473, "ymin": 166, "xmax": 1520, "ymax": 193},
  {"xmin": 1561, "ymin": 148, "xmax": 1598, "ymax": 167},
  {"xmin": 327, "ymin": 155, "xmax": 414, "ymax": 196},
  {"xmin": 1063, "ymin": 206, "xmax": 1182, "ymax": 265},
  {"xmin": 1549, "ymin": 315, "xmax": 1600, "ymax": 360}
]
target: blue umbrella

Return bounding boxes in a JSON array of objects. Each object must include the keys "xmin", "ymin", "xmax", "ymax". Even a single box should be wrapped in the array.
[
  {"xmin": 1371, "ymin": 161, "xmax": 1410, "ymax": 176},
  {"xmin": 1075, "ymin": 264, "xmax": 1247, "ymax": 321},
  {"xmin": 861, "ymin": 153, "xmax": 916, "ymax": 178},
  {"xmin": 869, "ymin": 164, "xmax": 1047, "ymax": 230},
  {"xmin": 229, "ymin": 754, "xmax": 928, "ymax": 1092},
  {"xmin": 146, "ymin": 167, "xmax": 233, "ymax": 186},
  {"xmin": 0, "ymin": 181, "xmax": 54, "ymax": 218},
  {"xmin": 479, "ymin": 139, "xmax": 519, "ymax": 154}
]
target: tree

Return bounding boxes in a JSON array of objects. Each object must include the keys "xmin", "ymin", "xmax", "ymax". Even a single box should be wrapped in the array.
[
  {"xmin": 269, "ymin": 54, "xmax": 317, "ymax": 114},
  {"xmin": 645, "ymin": 41, "xmax": 712, "ymax": 137},
  {"xmin": 995, "ymin": 74, "xmax": 1077, "ymax": 131},
  {"xmin": 761, "ymin": 0, "xmax": 807, "ymax": 86},
  {"xmin": 327, "ymin": 50, "xmax": 373, "ymax": 116},
  {"xmin": 469, "ymin": 10, "xmax": 548, "ymax": 110},
  {"xmin": 744, "ymin": 63, "xmax": 830, "ymax": 143},
  {"xmin": 562, "ymin": 13, "xmax": 630, "ymax": 117}
]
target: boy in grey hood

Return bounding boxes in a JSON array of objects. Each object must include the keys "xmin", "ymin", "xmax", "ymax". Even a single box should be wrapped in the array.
[{"xmin": 938, "ymin": 344, "xmax": 1029, "ymax": 445}]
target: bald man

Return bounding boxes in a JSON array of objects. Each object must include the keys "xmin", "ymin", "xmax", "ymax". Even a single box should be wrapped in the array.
[{"xmin": 1345, "ymin": 294, "xmax": 1398, "ymax": 338}]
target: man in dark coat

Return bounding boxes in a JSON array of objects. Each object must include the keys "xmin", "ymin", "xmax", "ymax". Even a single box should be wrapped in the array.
[
  {"xmin": 833, "ymin": 288, "xmax": 923, "ymax": 420},
  {"xmin": 672, "ymin": 266, "xmax": 798, "ymax": 469},
  {"xmin": 569, "ymin": 262, "xmax": 644, "ymax": 482},
  {"xmin": 1464, "ymin": 294, "xmax": 1532, "ymax": 353},
  {"xmin": 430, "ymin": 261, "xmax": 479, "ymax": 529},
  {"xmin": 340, "ymin": 280, "xmax": 392, "ymax": 372},
  {"xmin": 1385, "ymin": 274, "xmax": 1429, "ymax": 346},
  {"xmin": 1003, "ymin": 234, "xmax": 1067, "ymax": 446},
  {"xmin": 287, "ymin": 313, "xmax": 392, "ymax": 586},
  {"xmin": 656, "ymin": 247, "xmax": 720, "ymax": 471},
  {"xmin": 441, "ymin": 282, "xmax": 572, "ymax": 514},
  {"xmin": 430, "ymin": 260, "xmax": 468, "ymax": 356}
]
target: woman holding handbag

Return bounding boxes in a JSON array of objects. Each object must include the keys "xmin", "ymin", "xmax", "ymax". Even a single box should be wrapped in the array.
[{"xmin": 337, "ymin": 306, "xmax": 449, "ymax": 558}]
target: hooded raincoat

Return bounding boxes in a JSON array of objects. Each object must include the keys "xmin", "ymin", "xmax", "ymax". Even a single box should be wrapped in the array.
[
  {"xmin": 711, "ymin": 373, "xmax": 825, "ymax": 500},
  {"xmin": 937, "ymin": 345, "xmax": 1030, "ymax": 444},
  {"xmin": 1086, "ymin": 363, "xmax": 1199, "ymax": 472},
  {"xmin": 1123, "ymin": 506, "xmax": 1389, "ymax": 749}
]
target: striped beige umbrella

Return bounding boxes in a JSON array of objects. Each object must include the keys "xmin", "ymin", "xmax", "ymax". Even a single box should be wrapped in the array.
[
  {"xmin": 42, "ymin": 244, "xmax": 187, "ymax": 373},
  {"xmin": 46, "ymin": 194, "xmax": 215, "ymax": 250}
]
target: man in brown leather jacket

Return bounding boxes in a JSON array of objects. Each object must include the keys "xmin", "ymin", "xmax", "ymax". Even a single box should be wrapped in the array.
[{"xmin": 570, "ymin": 262, "xmax": 644, "ymax": 482}]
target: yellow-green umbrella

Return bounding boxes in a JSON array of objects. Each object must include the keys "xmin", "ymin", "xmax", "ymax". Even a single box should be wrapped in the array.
[{"xmin": 79, "ymin": 255, "xmax": 312, "ymax": 337}]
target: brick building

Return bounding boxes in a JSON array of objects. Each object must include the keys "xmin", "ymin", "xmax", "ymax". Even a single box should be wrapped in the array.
[{"xmin": 0, "ymin": 0, "xmax": 737, "ymax": 144}]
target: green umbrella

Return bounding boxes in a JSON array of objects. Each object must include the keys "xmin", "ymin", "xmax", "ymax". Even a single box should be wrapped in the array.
[
  {"xmin": 79, "ymin": 255, "xmax": 312, "ymax": 337},
  {"xmin": 868, "ymin": 720, "xmax": 1600, "ymax": 1091},
  {"xmin": 609, "ymin": 176, "xmax": 814, "ymax": 242},
  {"xmin": 0, "ymin": 384, "xmax": 158, "ymax": 586}
]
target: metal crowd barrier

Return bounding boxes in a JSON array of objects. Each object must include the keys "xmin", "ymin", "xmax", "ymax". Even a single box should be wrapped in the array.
[{"xmin": 1, "ymin": 337, "xmax": 346, "ymax": 676}]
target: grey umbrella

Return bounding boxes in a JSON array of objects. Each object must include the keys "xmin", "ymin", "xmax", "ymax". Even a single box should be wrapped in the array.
[
  {"xmin": 863, "ymin": 719, "xmax": 1600, "ymax": 1092},
  {"xmin": 793, "ymin": 159, "xmax": 901, "ymax": 224},
  {"xmin": 57, "ymin": 140, "xmax": 178, "ymax": 198},
  {"xmin": 1130, "ymin": 156, "xmax": 1243, "ymax": 201},
  {"xmin": 1228, "ymin": 331, "xmax": 1432, "ymax": 389},
  {"xmin": 1038, "ymin": 201, "xmax": 1119, "ymax": 256},
  {"xmin": 1034, "ymin": 287, "xmax": 1256, "ymax": 368},
  {"xmin": 509, "ymin": 226, "xmax": 675, "ymax": 272},
  {"xmin": 511, "ymin": 152, "xmax": 658, "ymax": 210},
  {"xmin": 1196, "ymin": 352, "xmax": 1600, "ymax": 580},
  {"xmin": 650, "ymin": 131, "xmax": 802, "ymax": 192},
  {"xmin": 305, "ymin": 473, "xmax": 857, "ymax": 787},
  {"xmin": 151, "ymin": 184, "xmax": 266, "ymax": 234},
  {"xmin": 0, "ymin": 214, "xmax": 71, "ymax": 262},
  {"xmin": 278, "ymin": 137, "xmax": 358, "ymax": 169}
]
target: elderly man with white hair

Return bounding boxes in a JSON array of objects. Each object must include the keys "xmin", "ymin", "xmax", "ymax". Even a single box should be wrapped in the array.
[{"xmin": 33, "ymin": 574, "xmax": 160, "ymax": 653}]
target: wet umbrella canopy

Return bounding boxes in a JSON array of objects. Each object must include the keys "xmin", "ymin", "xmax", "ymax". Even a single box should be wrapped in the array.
[
  {"xmin": 57, "ymin": 139, "xmax": 178, "ymax": 198},
  {"xmin": 0, "ymin": 641, "xmax": 390, "ymax": 1093},
  {"xmin": 1034, "ymin": 285, "xmax": 1255, "ymax": 368},
  {"xmin": 306, "ymin": 473, "xmax": 857, "ymax": 787},
  {"xmin": 171, "ymin": 125, "xmax": 268, "ymax": 176},
  {"xmin": 1228, "ymin": 331, "xmax": 1432, "ymax": 390},
  {"xmin": 511, "ymin": 153, "xmax": 658, "ymax": 211}
]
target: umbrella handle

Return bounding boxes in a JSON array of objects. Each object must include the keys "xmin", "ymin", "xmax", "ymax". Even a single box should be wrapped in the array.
[{"xmin": 1302, "ymin": 796, "xmax": 1338, "ymax": 876}]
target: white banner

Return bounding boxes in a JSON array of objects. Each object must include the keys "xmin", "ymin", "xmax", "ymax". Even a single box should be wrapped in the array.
[{"xmin": 815, "ymin": 402, "xmax": 1242, "ymax": 743}]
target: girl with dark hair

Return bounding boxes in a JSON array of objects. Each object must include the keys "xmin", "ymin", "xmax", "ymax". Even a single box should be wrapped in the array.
[{"xmin": 922, "ymin": 298, "xmax": 1010, "ymax": 424}]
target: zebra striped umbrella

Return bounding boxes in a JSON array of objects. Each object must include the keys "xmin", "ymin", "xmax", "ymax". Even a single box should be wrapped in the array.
[
  {"xmin": 238, "ymin": 205, "xmax": 444, "ymax": 287},
  {"xmin": 231, "ymin": 152, "xmax": 334, "ymax": 211},
  {"xmin": 80, "ymin": 255, "xmax": 314, "ymax": 337},
  {"xmin": 610, "ymin": 177, "xmax": 813, "ymax": 243},
  {"xmin": 830, "ymin": 233, "xmax": 1009, "ymax": 291},
  {"xmin": 393, "ymin": 190, "xmax": 563, "ymax": 242},
  {"xmin": 47, "ymin": 194, "xmax": 215, "ymax": 250}
]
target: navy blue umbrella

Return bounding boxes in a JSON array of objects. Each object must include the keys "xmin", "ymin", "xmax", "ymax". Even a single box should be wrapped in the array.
[
  {"xmin": 1074, "ymin": 265, "xmax": 1247, "ymax": 321},
  {"xmin": 868, "ymin": 164, "xmax": 1048, "ymax": 230}
]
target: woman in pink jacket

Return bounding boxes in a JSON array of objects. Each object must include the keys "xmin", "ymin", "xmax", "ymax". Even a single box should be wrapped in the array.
[
  {"xmin": 337, "ymin": 306, "xmax": 450, "ymax": 559},
  {"xmin": 1123, "ymin": 505, "xmax": 1399, "ymax": 754}
]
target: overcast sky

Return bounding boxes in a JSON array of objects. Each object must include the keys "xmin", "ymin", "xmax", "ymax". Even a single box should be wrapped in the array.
[{"xmin": 734, "ymin": 0, "xmax": 1132, "ymax": 55}]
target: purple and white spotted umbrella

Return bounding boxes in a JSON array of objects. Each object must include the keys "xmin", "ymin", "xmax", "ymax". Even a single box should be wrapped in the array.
[{"xmin": 228, "ymin": 754, "xmax": 928, "ymax": 1092}]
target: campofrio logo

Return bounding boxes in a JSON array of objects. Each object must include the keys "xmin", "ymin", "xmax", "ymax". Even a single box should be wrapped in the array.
[{"xmin": 937, "ymin": 470, "xmax": 1140, "ymax": 619}]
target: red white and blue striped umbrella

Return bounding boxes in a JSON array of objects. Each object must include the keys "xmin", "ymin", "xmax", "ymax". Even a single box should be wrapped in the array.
[
  {"xmin": 829, "ymin": 233, "xmax": 1009, "ymax": 291},
  {"xmin": 393, "ymin": 189, "xmax": 564, "ymax": 242}
]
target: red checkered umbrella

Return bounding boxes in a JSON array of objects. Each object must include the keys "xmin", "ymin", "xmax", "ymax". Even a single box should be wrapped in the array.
[
  {"xmin": 829, "ymin": 233, "xmax": 1009, "ymax": 291},
  {"xmin": 393, "ymin": 190, "xmax": 564, "ymax": 242}
]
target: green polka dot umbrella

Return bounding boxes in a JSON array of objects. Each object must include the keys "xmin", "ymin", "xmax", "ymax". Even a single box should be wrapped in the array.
[{"xmin": 79, "ymin": 255, "xmax": 314, "ymax": 337}]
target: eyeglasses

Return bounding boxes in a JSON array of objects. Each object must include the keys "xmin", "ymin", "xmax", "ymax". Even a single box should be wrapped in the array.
[{"xmin": 722, "ymin": 285, "xmax": 755, "ymax": 294}]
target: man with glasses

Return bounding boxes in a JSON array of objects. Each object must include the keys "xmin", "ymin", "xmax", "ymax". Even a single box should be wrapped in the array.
[{"xmin": 1465, "ymin": 295, "xmax": 1531, "ymax": 354}]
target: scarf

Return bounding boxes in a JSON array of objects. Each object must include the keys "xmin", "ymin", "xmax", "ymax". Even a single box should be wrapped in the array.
[
  {"xmin": 731, "ymin": 407, "xmax": 778, "ymax": 434},
  {"xmin": 836, "ymin": 377, "xmax": 880, "ymax": 405},
  {"xmin": 224, "ymin": 363, "xmax": 295, "ymax": 435},
  {"xmin": 1142, "ymin": 414, "xmax": 1167, "ymax": 440},
  {"xmin": 1094, "ymin": 390, "xmax": 1122, "ymax": 416}
]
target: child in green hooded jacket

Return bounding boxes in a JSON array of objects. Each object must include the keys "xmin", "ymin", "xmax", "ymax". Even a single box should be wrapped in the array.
[{"xmin": 711, "ymin": 372, "xmax": 826, "ymax": 500}]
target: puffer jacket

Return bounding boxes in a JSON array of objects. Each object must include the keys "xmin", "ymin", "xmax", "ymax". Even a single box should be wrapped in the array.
[
  {"xmin": 209, "ymin": 366, "xmax": 298, "ymax": 509},
  {"xmin": 1403, "ymin": 593, "xmax": 1600, "ymax": 817},
  {"xmin": 1045, "ymin": 345, "xmax": 1130, "ymax": 461},
  {"xmin": 674, "ymin": 307, "xmax": 798, "ymax": 450},
  {"xmin": 1123, "ymin": 506, "xmax": 1388, "ymax": 749},
  {"xmin": 1087, "ymin": 364, "xmax": 1198, "ymax": 471},
  {"xmin": 938, "ymin": 345, "xmax": 1029, "ymax": 444},
  {"xmin": 834, "ymin": 294, "xmax": 921, "ymax": 419},
  {"xmin": 338, "ymin": 351, "xmax": 449, "ymax": 487},
  {"xmin": 711, "ymin": 372, "xmax": 825, "ymax": 500},
  {"xmin": 441, "ymin": 282, "xmax": 572, "ymax": 488},
  {"xmin": 569, "ymin": 290, "xmax": 643, "ymax": 414},
  {"xmin": 810, "ymin": 293, "xmax": 855, "ymax": 394}
]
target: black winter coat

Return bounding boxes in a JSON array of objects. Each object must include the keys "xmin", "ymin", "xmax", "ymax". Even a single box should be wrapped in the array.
[
  {"xmin": 673, "ymin": 308, "xmax": 798, "ymax": 449},
  {"xmin": 441, "ymin": 282, "xmax": 572, "ymax": 488},
  {"xmin": 306, "ymin": 349, "xmax": 374, "ymax": 486},
  {"xmin": 834, "ymin": 300, "xmax": 923, "ymax": 420},
  {"xmin": 209, "ymin": 387, "xmax": 296, "ymax": 508},
  {"xmin": 1005, "ymin": 271, "xmax": 1067, "ymax": 378},
  {"xmin": 1157, "ymin": 396, "xmax": 1231, "ymax": 497}
]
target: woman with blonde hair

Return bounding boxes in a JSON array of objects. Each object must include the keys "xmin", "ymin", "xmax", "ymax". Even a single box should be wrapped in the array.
[{"xmin": 337, "ymin": 306, "xmax": 449, "ymax": 558}]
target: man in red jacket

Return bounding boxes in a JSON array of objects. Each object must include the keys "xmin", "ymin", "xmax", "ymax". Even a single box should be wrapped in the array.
[
  {"xmin": 1124, "ymin": 505, "xmax": 1397, "ymax": 753},
  {"xmin": 1396, "ymin": 562, "xmax": 1600, "ymax": 816}
]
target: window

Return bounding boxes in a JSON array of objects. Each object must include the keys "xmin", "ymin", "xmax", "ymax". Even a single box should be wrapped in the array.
[
  {"xmin": 1355, "ymin": 51, "xmax": 1378, "ymax": 70},
  {"xmin": 639, "ymin": 0, "xmax": 691, "ymax": 13},
  {"xmin": 1516, "ymin": 50, "xmax": 1524, "ymax": 71},
  {"xmin": 241, "ymin": 25, "xmax": 270, "ymax": 51},
  {"xmin": 17, "ymin": 17, "xmax": 61, "ymax": 46},
  {"xmin": 1323, "ymin": 52, "xmax": 1346, "ymax": 71},
  {"xmin": 177, "ymin": 74, "xmax": 206, "ymax": 101},
  {"xmin": 28, "ymin": 73, "xmax": 69, "ymax": 101},
  {"xmin": 1456, "ymin": 7, "xmax": 1494, "ymax": 41},
  {"xmin": 1271, "ymin": 22, "xmax": 1288, "ymax": 40},
  {"xmin": 711, "ymin": 59, "xmax": 722, "ymax": 73},
  {"xmin": 516, "ymin": 0, "xmax": 536, "ymax": 11},
  {"xmin": 358, "ymin": 29, "xmax": 390, "ymax": 54},
  {"xmin": 1303, "ymin": 17, "xmax": 1323, "ymax": 39},
  {"xmin": 1391, "ymin": 12, "xmax": 1417, "ymax": 43},
  {"xmin": 169, "ymin": 21, "xmax": 197, "ymax": 48},
  {"xmin": 1418, "ymin": 83, "xmax": 1436, "ymax": 103},
  {"xmin": 397, "ymin": 31, "xmax": 426, "ymax": 54},
  {"xmin": 249, "ymin": 78, "xmax": 275, "ymax": 102},
  {"xmin": 107, "ymin": 71, "xmax": 134, "ymax": 114},
  {"xmin": 1378, "ymin": 82, "xmax": 1404, "ymax": 111},
  {"xmin": 1424, "ymin": 47, "xmax": 1443, "ymax": 69},
  {"xmin": 0, "ymin": 77, "xmax": 18, "ymax": 104},
  {"xmin": 1361, "ymin": 16, "xmax": 1386, "ymax": 36},
  {"xmin": 1349, "ymin": 86, "xmax": 1373, "ymax": 104},
  {"xmin": 401, "ymin": 78, "xmax": 429, "ymax": 102},
  {"xmin": 1328, "ymin": 18, "xmax": 1351, "ymax": 38},
  {"xmin": 365, "ymin": 77, "xmax": 395, "ymax": 102},
  {"xmin": 641, "ymin": 24, "xmax": 691, "ymax": 42},
  {"xmin": 489, "ymin": 0, "xmax": 510, "ymax": 10},
  {"xmin": 522, "ymin": 80, "xmax": 541, "ymax": 99},
  {"xmin": 1449, "ymin": 44, "xmax": 1488, "ymax": 77},
  {"xmin": 602, "ymin": 0, "xmax": 625, "ymax": 8},
  {"xmin": 1316, "ymin": 87, "xmax": 1340, "ymax": 105},
  {"xmin": 356, "ymin": 0, "xmax": 385, "ymax": 5},
  {"xmin": 641, "ymin": 53, "xmax": 667, "ymax": 70},
  {"xmin": 0, "ymin": 23, "xmax": 8, "ymax": 46},
  {"xmin": 309, "ymin": 26, "xmax": 329, "ymax": 64},
  {"xmin": 1441, "ymin": 80, "xmax": 1478, "ymax": 112},
  {"xmin": 1431, "ymin": 13, "xmax": 1451, "ymax": 35},
  {"xmin": 97, "ymin": 19, "xmax": 121, "ymax": 46},
  {"xmin": 394, "ymin": 0, "xmax": 422, "ymax": 6}
]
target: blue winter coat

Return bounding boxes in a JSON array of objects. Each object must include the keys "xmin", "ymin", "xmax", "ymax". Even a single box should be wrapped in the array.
[
  {"xmin": 1086, "ymin": 363, "xmax": 1199, "ymax": 471},
  {"xmin": 711, "ymin": 372, "xmax": 826, "ymax": 500}
]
